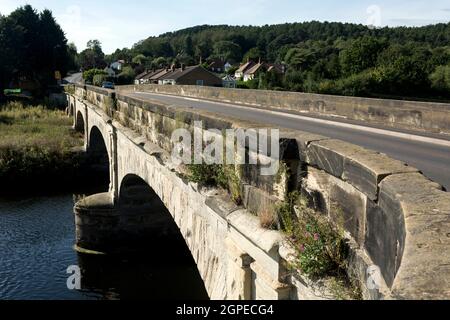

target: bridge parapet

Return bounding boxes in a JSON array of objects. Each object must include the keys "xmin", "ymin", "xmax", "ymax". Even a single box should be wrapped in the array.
[
  {"xmin": 68, "ymin": 84, "xmax": 450, "ymax": 300},
  {"xmin": 123, "ymin": 84, "xmax": 450, "ymax": 135}
]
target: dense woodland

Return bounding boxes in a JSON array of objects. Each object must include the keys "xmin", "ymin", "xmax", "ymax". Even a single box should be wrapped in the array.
[
  {"xmin": 1, "ymin": 5, "xmax": 449, "ymax": 100},
  {"xmin": 105, "ymin": 22, "xmax": 450, "ymax": 99}
]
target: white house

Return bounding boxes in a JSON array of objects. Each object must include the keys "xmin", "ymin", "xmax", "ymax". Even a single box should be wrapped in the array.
[
  {"xmin": 224, "ymin": 62, "xmax": 233, "ymax": 73},
  {"xmin": 110, "ymin": 60, "xmax": 124, "ymax": 71}
]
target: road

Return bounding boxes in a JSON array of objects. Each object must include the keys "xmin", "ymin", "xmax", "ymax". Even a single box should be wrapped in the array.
[
  {"xmin": 129, "ymin": 91, "xmax": 450, "ymax": 191},
  {"xmin": 64, "ymin": 72, "xmax": 83, "ymax": 84}
]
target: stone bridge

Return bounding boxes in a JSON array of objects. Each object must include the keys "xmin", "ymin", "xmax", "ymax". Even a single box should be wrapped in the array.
[{"xmin": 66, "ymin": 84, "xmax": 450, "ymax": 300}]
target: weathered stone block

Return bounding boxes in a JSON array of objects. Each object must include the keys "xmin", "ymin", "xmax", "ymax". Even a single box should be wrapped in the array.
[
  {"xmin": 307, "ymin": 139, "xmax": 417, "ymax": 200},
  {"xmin": 304, "ymin": 167, "xmax": 369, "ymax": 245},
  {"xmin": 330, "ymin": 182, "xmax": 367, "ymax": 246},
  {"xmin": 307, "ymin": 139, "xmax": 361, "ymax": 178},
  {"xmin": 343, "ymin": 151, "xmax": 418, "ymax": 201},
  {"xmin": 280, "ymin": 130, "xmax": 327, "ymax": 162},
  {"xmin": 391, "ymin": 213, "xmax": 450, "ymax": 300},
  {"xmin": 250, "ymin": 262, "xmax": 291, "ymax": 300},
  {"xmin": 365, "ymin": 200, "xmax": 403, "ymax": 288},
  {"xmin": 242, "ymin": 184, "xmax": 279, "ymax": 216},
  {"xmin": 379, "ymin": 173, "xmax": 450, "ymax": 298}
]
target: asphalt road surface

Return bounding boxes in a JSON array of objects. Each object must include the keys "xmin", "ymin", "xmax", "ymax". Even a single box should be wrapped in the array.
[
  {"xmin": 129, "ymin": 91, "xmax": 450, "ymax": 191},
  {"xmin": 64, "ymin": 72, "xmax": 83, "ymax": 84}
]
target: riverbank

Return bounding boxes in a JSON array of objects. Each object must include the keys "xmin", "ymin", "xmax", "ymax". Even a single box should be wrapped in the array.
[{"xmin": 0, "ymin": 101, "xmax": 99, "ymax": 194}]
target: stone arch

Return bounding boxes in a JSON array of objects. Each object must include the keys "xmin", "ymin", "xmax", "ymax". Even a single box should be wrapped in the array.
[
  {"xmin": 116, "ymin": 174, "xmax": 210, "ymax": 298},
  {"xmin": 88, "ymin": 126, "xmax": 110, "ymax": 189},
  {"xmin": 75, "ymin": 111, "xmax": 85, "ymax": 134},
  {"xmin": 69, "ymin": 101, "xmax": 75, "ymax": 116}
]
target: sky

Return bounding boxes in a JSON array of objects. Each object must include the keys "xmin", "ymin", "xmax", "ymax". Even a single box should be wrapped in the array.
[{"xmin": 1, "ymin": 0, "xmax": 449, "ymax": 54}]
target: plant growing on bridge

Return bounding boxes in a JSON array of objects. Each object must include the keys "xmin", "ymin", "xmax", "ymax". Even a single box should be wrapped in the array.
[
  {"xmin": 274, "ymin": 193, "xmax": 361, "ymax": 299},
  {"xmin": 276, "ymin": 192, "xmax": 349, "ymax": 278},
  {"xmin": 187, "ymin": 163, "xmax": 243, "ymax": 204}
]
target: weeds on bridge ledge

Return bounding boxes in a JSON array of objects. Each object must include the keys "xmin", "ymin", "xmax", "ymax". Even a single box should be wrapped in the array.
[
  {"xmin": 187, "ymin": 163, "xmax": 243, "ymax": 205},
  {"xmin": 274, "ymin": 192, "xmax": 362, "ymax": 300}
]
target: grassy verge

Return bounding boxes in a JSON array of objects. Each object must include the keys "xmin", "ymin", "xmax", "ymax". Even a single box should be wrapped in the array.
[{"xmin": 0, "ymin": 101, "xmax": 85, "ymax": 194}]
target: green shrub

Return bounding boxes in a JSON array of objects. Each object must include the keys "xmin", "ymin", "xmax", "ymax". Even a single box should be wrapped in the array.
[
  {"xmin": 83, "ymin": 68, "xmax": 107, "ymax": 84},
  {"xmin": 93, "ymin": 74, "xmax": 108, "ymax": 87},
  {"xmin": 275, "ymin": 192, "xmax": 348, "ymax": 279},
  {"xmin": 187, "ymin": 164, "xmax": 242, "ymax": 204}
]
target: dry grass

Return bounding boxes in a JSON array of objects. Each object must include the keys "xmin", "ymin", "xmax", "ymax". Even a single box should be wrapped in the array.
[
  {"xmin": 0, "ymin": 101, "xmax": 82, "ymax": 151},
  {"xmin": 259, "ymin": 207, "xmax": 277, "ymax": 229}
]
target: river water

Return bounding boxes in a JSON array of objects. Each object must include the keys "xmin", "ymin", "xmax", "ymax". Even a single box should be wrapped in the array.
[{"xmin": 0, "ymin": 194, "xmax": 209, "ymax": 300}]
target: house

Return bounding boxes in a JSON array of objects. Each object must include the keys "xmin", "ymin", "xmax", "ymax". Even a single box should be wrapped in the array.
[
  {"xmin": 110, "ymin": 60, "xmax": 124, "ymax": 71},
  {"xmin": 267, "ymin": 63, "xmax": 286, "ymax": 75},
  {"xmin": 224, "ymin": 62, "xmax": 233, "ymax": 73},
  {"xmin": 134, "ymin": 68, "xmax": 172, "ymax": 84},
  {"xmin": 208, "ymin": 59, "xmax": 225, "ymax": 73},
  {"xmin": 208, "ymin": 59, "xmax": 233, "ymax": 74},
  {"xmin": 135, "ymin": 70, "xmax": 152, "ymax": 84},
  {"xmin": 222, "ymin": 75, "xmax": 236, "ymax": 88},
  {"xmin": 158, "ymin": 65, "xmax": 222, "ymax": 87},
  {"xmin": 146, "ymin": 68, "xmax": 172, "ymax": 84},
  {"xmin": 235, "ymin": 60, "xmax": 256, "ymax": 80},
  {"xmin": 243, "ymin": 61, "xmax": 266, "ymax": 82}
]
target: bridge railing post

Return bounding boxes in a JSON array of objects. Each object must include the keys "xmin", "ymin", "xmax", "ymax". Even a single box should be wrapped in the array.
[
  {"xmin": 107, "ymin": 121, "xmax": 119, "ymax": 204},
  {"xmin": 225, "ymin": 238, "xmax": 253, "ymax": 300}
]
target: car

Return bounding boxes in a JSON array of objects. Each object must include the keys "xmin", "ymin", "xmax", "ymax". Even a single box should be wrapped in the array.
[{"xmin": 102, "ymin": 81, "xmax": 115, "ymax": 89}]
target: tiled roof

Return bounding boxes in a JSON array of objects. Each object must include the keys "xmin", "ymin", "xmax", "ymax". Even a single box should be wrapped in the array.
[
  {"xmin": 135, "ymin": 70, "xmax": 150, "ymax": 80},
  {"xmin": 147, "ymin": 68, "xmax": 172, "ymax": 80},
  {"xmin": 159, "ymin": 66, "xmax": 198, "ymax": 81},
  {"xmin": 244, "ymin": 62, "xmax": 265, "ymax": 75},
  {"xmin": 236, "ymin": 61, "xmax": 256, "ymax": 73}
]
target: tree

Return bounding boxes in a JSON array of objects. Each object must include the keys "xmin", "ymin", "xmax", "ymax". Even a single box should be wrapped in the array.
[
  {"xmin": 340, "ymin": 36, "xmax": 386, "ymax": 75},
  {"xmin": 67, "ymin": 43, "xmax": 79, "ymax": 72},
  {"xmin": 117, "ymin": 66, "xmax": 136, "ymax": 85},
  {"xmin": 79, "ymin": 40, "xmax": 106, "ymax": 70},
  {"xmin": 132, "ymin": 54, "xmax": 148, "ymax": 65},
  {"xmin": 152, "ymin": 57, "xmax": 168, "ymax": 68},
  {"xmin": 242, "ymin": 47, "xmax": 264, "ymax": 63},
  {"xmin": 195, "ymin": 41, "xmax": 212, "ymax": 60},
  {"xmin": 82, "ymin": 69, "xmax": 106, "ymax": 84},
  {"xmin": 184, "ymin": 35, "xmax": 194, "ymax": 57},
  {"xmin": 430, "ymin": 65, "xmax": 450, "ymax": 93},
  {"xmin": 285, "ymin": 47, "xmax": 314, "ymax": 71},
  {"xmin": 213, "ymin": 41, "xmax": 242, "ymax": 63},
  {"xmin": 0, "ymin": 5, "xmax": 71, "ymax": 94}
]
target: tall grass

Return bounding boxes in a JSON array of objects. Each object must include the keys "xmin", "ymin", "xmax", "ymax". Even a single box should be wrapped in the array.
[
  {"xmin": 0, "ymin": 101, "xmax": 82, "ymax": 150},
  {"xmin": 0, "ymin": 101, "xmax": 84, "ymax": 193}
]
